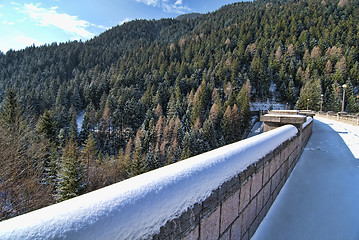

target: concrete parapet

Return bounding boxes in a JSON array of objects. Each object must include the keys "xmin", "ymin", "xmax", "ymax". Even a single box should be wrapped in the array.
[
  {"xmin": 298, "ymin": 110, "xmax": 316, "ymax": 117},
  {"xmin": 316, "ymin": 112, "xmax": 359, "ymax": 126},
  {"xmin": 178, "ymin": 120, "xmax": 313, "ymax": 240},
  {"xmin": 0, "ymin": 121, "xmax": 313, "ymax": 240},
  {"xmin": 261, "ymin": 114, "xmax": 306, "ymax": 132}
]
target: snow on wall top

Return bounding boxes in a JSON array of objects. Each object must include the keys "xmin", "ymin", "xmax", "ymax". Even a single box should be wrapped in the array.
[
  {"xmin": 264, "ymin": 114, "xmax": 306, "ymax": 118},
  {"xmin": 303, "ymin": 116, "xmax": 313, "ymax": 128},
  {"xmin": 0, "ymin": 125, "xmax": 298, "ymax": 240}
]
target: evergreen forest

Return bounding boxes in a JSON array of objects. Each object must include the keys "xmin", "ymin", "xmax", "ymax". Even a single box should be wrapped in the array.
[{"xmin": 1, "ymin": 0, "xmax": 359, "ymax": 220}]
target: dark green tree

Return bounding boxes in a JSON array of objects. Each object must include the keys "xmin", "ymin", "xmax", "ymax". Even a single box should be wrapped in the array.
[
  {"xmin": 57, "ymin": 138, "xmax": 86, "ymax": 201},
  {"xmin": 37, "ymin": 110, "xmax": 58, "ymax": 144}
]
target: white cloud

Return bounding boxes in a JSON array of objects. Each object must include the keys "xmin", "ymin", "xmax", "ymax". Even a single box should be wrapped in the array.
[
  {"xmin": 120, "ymin": 17, "xmax": 132, "ymax": 25},
  {"xmin": 90, "ymin": 23, "xmax": 108, "ymax": 30},
  {"xmin": 136, "ymin": 0, "xmax": 159, "ymax": 7},
  {"xmin": 2, "ymin": 20, "xmax": 15, "ymax": 25},
  {"xmin": 14, "ymin": 35, "xmax": 42, "ymax": 47},
  {"xmin": 136, "ymin": 0, "xmax": 191, "ymax": 14},
  {"xmin": 175, "ymin": 0, "xmax": 182, "ymax": 6},
  {"xmin": 21, "ymin": 3, "xmax": 96, "ymax": 39}
]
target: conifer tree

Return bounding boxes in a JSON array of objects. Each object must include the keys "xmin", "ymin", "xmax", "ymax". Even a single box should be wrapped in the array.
[
  {"xmin": 131, "ymin": 130, "xmax": 146, "ymax": 176},
  {"xmin": 222, "ymin": 105, "xmax": 233, "ymax": 144},
  {"xmin": 181, "ymin": 132, "xmax": 192, "ymax": 160},
  {"xmin": 0, "ymin": 89, "xmax": 21, "ymax": 130},
  {"xmin": 80, "ymin": 102, "xmax": 96, "ymax": 142},
  {"xmin": 0, "ymin": 90, "xmax": 53, "ymax": 219},
  {"xmin": 57, "ymin": 138, "xmax": 86, "ymax": 201},
  {"xmin": 329, "ymin": 81, "xmax": 342, "ymax": 112},
  {"xmin": 69, "ymin": 106, "xmax": 78, "ymax": 141},
  {"xmin": 295, "ymin": 78, "xmax": 322, "ymax": 111},
  {"xmin": 201, "ymin": 118, "xmax": 217, "ymax": 150},
  {"xmin": 46, "ymin": 147, "xmax": 60, "ymax": 193},
  {"xmin": 237, "ymin": 80, "xmax": 251, "ymax": 134},
  {"xmin": 81, "ymin": 132, "xmax": 97, "ymax": 185},
  {"xmin": 231, "ymin": 104, "xmax": 241, "ymax": 141},
  {"xmin": 37, "ymin": 110, "xmax": 58, "ymax": 143},
  {"xmin": 36, "ymin": 110, "xmax": 60, "ymax": 189},
  {"xmin": 345, "ymin": 81, "xmax": 357, "ymax": 113}
]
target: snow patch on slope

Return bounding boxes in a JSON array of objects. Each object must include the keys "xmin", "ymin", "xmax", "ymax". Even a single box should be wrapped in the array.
[{"xmin": 76, "ymin": 110, "xmax": 85, "ymax": 132}]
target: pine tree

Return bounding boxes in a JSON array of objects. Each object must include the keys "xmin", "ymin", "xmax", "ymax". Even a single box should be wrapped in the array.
[
  {"xmin": 36, "ymin": 110, "xmax": 60, "ymax": 190},
  {"xmin": 69, "ymin": 106, "xmax": 78, "ymax": 141},
  {"xmin": 222, "ymin": 105, "xmax": 233, "ymax": 144},
  {"xmin": 345, "ymin": 81, "xmax": 357, "ymax": 113},
  {"xmin": 37, "ymin": 110, "xmax": 58, "ymax": 143},
  {"xmin": 0, "ymin": 90, "xmax": 53, "ymax": 220},
  {"xmin": 237, "ymin": 80, "xmax": 251, "ymax": 134},
  {"xmin": 201, "ymin": 118, "xmax": 217, "ymax": 150},
  {"xmin": 329, "ymin": 81, "xmax": 342, "ymax": 112},
  {"xmin": 231, "ymin": 104, "xmax": 241, "ymax": 141},
  {"xmin": 81, "ymin": 132, "xmax": 97, "ymax": 185},
  {"xmin": 295, "ymin": 78, "xmax": 322, "ymax": 111},
  {"xmin": 181, "ymin": 131, "xmax": 192, "ymax": 160},
  {"xmin": 0, "ymin": 89, "xmax": 21, "ymax": 130},
  {"xmin": 131, "ymin": 130, "xmax": 145, "ymax": 176},
  {"xmin": 57, "ymin": 138, "xmax": 86, "ymax": 201},
  {"xmin": 80, "ymin": 102, "xmax": 96, "ymax": 143},
  {"xmin": 46, "ymin": 146, "xmax": 60, "ymax": 193}
]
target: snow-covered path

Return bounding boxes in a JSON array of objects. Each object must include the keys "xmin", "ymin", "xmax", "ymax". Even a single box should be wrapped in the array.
[{"xmin": 252, "ymin": 118, "xmax": 359, "ymax": 240}]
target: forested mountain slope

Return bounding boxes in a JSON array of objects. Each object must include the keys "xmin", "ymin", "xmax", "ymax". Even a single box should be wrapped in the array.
[{"xmin": 1, "ymin": 0, "xmax": 359, "ymax": 220}]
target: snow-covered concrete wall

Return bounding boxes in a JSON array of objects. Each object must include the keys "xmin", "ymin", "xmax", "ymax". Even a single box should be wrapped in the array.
[
  {"xmin": 177, "ymin": 119, "xmax": 313, "ymax": 240},
  {"xmin": 0, "ymin": 122, "xmax": 313, "ymax": 240}
]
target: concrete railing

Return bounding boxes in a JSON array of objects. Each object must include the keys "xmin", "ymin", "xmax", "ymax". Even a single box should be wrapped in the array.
[
  {"xmin": 316, "ymin": 112, "xmax": 359, "ymax": 126},
  {"xmin": 0, "ymin": 119, "xmax": 313, "ymax": 240}
]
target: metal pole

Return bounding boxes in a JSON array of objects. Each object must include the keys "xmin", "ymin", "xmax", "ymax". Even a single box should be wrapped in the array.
[
  {"xmin": 307, "ymin": 98, "xmax": 309, "ymax": 110},
  {"xmin": 320, "ymin": 94, "xmax": 323, "ymax": 112},
  {"xmin": 341, "ymin": 84, "xmax": 347, "ymax": 113}
]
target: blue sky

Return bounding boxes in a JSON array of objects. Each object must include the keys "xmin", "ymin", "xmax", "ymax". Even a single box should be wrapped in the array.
[{"xmin": 0, "ymin": 0, "xmax": 240, "ymax": 53}]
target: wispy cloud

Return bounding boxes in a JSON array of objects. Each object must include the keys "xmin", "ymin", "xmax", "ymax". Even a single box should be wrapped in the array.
[
  {"xmin": 14, "ymin": 35, "xmax": 42, "ymax": 47},
  {"xmin": 20, "ymin": 3, "xmax": 103, "ymax": 39},
  {"xmin": 174, "ymin": 0, "xmax": 183, "ymax": 6},
  {"xmin": 2, "ymin": 20, "xmax": 15, "ymax": 25},
  {"xmin": 136, "ymin": 0, "xmax": 191, "ymax": 14},
  {"xmin": 120, "ymin": 17, "xmax": 132, "ymax": 25}
]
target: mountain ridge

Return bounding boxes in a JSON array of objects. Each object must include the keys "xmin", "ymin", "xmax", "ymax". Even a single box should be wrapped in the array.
[{"xmin": 1, "ymin": 0, "xmax": 359, "ymax": 220}]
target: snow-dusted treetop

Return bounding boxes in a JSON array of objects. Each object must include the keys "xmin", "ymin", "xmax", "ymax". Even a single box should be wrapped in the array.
[{"xmin": 0, "ymin": 125, "xmax": 298, "ymax": 240}]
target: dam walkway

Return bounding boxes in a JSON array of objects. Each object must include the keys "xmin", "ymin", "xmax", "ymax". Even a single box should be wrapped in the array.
[{"xmin": 252, "ymin": 117, "xmax": 359, "ymax": 240}]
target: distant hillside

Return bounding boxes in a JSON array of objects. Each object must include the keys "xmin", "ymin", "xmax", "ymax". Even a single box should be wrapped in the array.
[
  {"xmin": 1, "ymin": 0, "xmax": 359, "ymax": 220},
  {"xmin": 175, "ymin": 13, "xmax": 202, "ymax": 21},
  {"xmin": 1, "ymin": 0, "xmax": 359, "ymax": 161}
]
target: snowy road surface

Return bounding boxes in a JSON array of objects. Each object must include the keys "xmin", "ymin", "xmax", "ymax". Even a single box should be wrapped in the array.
[{"xmin": 252, "ymin": 118, "xmax": 359, "ymax": 240}]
